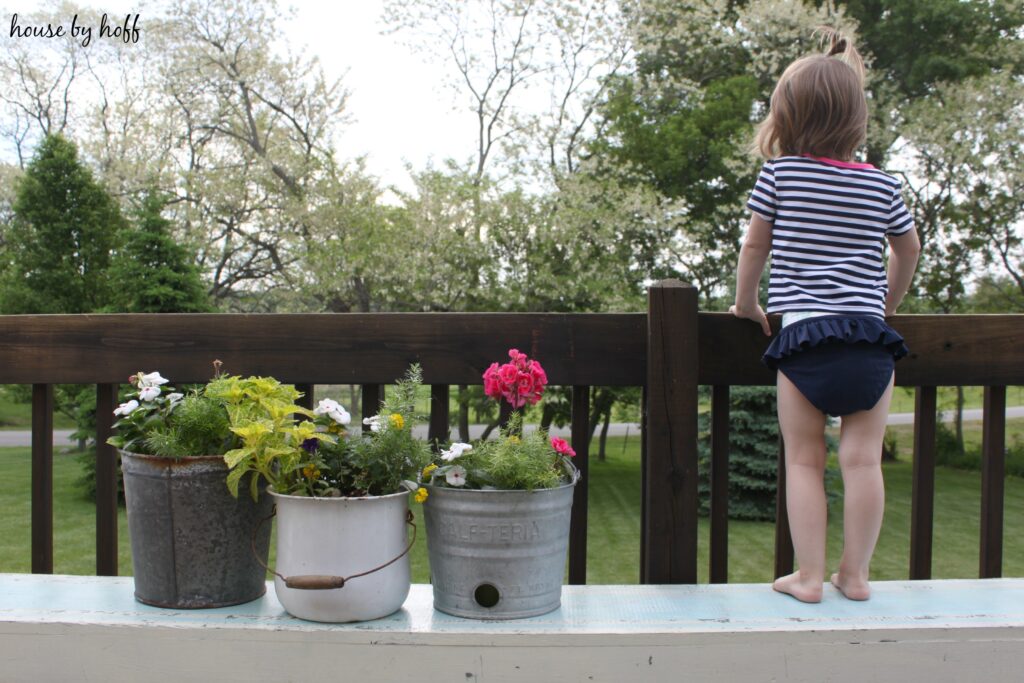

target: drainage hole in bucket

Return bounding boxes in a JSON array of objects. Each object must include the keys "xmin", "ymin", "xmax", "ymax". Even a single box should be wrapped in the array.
[{"xmin": 474, "ymin": 583, "xmax": 500, "ymax": 608}]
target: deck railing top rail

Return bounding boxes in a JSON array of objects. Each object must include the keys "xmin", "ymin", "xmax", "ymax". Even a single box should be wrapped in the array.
[{"xmin": 2, "ymin": 307, "xmax": 1023, "ymax": 386}]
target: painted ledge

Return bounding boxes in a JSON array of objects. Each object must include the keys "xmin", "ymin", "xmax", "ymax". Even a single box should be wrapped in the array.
[{"xmin": 2, "ymin": 574, "xmax": 1023, "ymax": 682}]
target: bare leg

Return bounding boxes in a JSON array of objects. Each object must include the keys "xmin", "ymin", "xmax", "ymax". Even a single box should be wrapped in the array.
[
  {"xmin": 831, "ymin": 372, "xmax": 894, "ymax": 601},
  {"xmin": 774, "ymin": 371, "xmax": 828, "ymax": 603}
]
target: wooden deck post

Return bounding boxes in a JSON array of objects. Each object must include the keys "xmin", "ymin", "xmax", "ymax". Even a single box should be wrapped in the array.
[{"xmin": 643, "ymin": 280, "xmax": 699, "ymax": 584}]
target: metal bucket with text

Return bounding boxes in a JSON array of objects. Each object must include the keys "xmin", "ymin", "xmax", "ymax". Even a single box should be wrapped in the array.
[{"xmin": 422, "ymin": 479, "xmax": 576, "ymax": 619}]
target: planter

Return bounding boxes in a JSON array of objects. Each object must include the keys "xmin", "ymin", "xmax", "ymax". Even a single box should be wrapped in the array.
[
  {"xmin": 269, "ymin": 488, "xmax": 413, "ymax": 623},
  {"xmin": 423, "ymin": 479, "xmax": 576, "ymax": 619},
  {"xmin": 120, "ymin": 451, "xmax": 273, "ymax": 609}
]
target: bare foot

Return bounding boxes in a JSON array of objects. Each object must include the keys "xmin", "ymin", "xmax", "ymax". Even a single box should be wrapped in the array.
[
  {"xmin": 831, "ymin": 572, "xmax": 871, "ymax": 600},
  {"xmin": 772, "ymin": 572, "xmax": 823, "ymax": 603}
]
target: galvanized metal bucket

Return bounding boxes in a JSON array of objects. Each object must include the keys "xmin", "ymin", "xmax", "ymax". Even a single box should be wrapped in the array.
[
  {"xmin": 269, "ymin": 488, "xmax": 413, "ymax": 623},
  {"xmin": 121, "ymin": 451, "xmax": 273, "ymax": 609},
  {"xmin": 423, "ymin": 479, "xmax": 577, "ymax": 619}
]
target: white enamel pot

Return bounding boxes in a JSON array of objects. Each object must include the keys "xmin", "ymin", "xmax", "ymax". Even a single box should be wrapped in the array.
[{"xmin": 268, "ymin": 488, "xmax": 413, "ymax": 623}]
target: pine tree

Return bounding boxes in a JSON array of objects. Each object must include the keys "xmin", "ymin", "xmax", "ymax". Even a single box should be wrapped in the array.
[
  {"xmin": 106, "ymin": 191, "xmax": 212, "ymax": 313},
  {"xmin": 0, "ymin": 134, "xmax": 124, "ymax": 314},
  {"xmin": 697, "ymin": 386, "xmax": 839, "ymax": 522}
]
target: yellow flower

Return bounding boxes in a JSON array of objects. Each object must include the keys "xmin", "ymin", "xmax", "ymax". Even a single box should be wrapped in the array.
[
  {"xmin": 328, "ymin": 423, "xmax": 346, "ymax": 435},
  {"xmin": 422, "ymin": 463, "xmax": 438, "ymax": 479},
  {"xmin": 302, "ymin": 464, "xmax": 320, "ymax": 480},
  {"xmin": 414, "ymin": 487, "xmax": 428, "ymax": 503},
  {"xmin": 508, "ymin": 435, "xmax": 520, "ymax": 444},
  {"xmin": 389, "ymin": 413, "xmax": 405, "ymax": 429}
]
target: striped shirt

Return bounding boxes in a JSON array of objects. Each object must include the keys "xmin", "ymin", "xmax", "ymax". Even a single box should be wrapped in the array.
[{"xmin": 746, "ymin": 155, "xmax": 914, "ymax": 318}]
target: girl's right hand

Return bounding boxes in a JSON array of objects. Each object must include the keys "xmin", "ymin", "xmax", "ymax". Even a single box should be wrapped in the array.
[{"xmin": 729, "ymin": 303, "xmax": 771, "ymax": 336}]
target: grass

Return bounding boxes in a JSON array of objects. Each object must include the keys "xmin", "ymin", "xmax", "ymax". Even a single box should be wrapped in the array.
[
  {"xmin": 887, "ymin": 385, "xmax": 1024, "ymax": 415},
  {"xmin": 0, "ymin": 448, "xmax": 131, "ymax": 574},
  {"xmin": 2, "ymin": 435, "xmax": 1021, "ymax": 583},
  {"xmin": 0, "ymin": 388, "xmax": 76, "ymax": 430}
]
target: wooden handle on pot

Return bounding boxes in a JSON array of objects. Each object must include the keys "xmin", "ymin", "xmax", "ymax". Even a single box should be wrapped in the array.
[{"xmin": 283, "ymin": 575, "xmax": 347, "ymax": 590}]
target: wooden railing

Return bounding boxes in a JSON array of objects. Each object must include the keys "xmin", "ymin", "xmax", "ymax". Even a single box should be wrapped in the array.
[{"xmin": 2, "ymin": 280, "xmax": 1020, "ymax": 583}]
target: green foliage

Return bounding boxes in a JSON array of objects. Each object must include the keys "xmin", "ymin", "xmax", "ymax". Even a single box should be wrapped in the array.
[
  {"xmin": 106, "ymin": 191, "xmax": 212, "ymax": 313},
  {"xmin": 206, "ymin": 375, "xmax": 321, "ymax": 500},
  {"xmin": 144, "ymin": 394, "xmax": 233, "ymax": 457},
  {"xmin": 697, "ymin": 386, "xmax": 839, "ymax": 522},
  {"xmin": 931, "ymin": 418, "xmax": 1024, "ymax": 479},
  {"xmin": 427, "ymin": 413, "xmax": 577, "ymax": 491},
  {"xmin": 220, "ymin": 364, "xmax": 431, "ymax": 499},
  {"xmin": 839, "ymin": 0, "xmax": 1024, "ymax": 99},
  {"xmin": 1, "ymin": 134, "xmax": 126, "ymax": 480},
  {"xmin": 0, "ymin": 134, "xmax": 123, "ymax": 314},
  {"xmin": 317, "ymin": 364, "xmax": 433, "ymax": 497}
]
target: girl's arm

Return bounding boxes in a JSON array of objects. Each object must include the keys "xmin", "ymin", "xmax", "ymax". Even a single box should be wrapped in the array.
[
  {"xmin": 885, "ymin": 227, "xmax": 921, "ymax": 317},
  {"xmin": 730, "ymin": 213, "xmax": 773, "ymax": 336}
]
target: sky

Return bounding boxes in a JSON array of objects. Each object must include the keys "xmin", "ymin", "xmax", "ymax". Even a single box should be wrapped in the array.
[
  {"xmin": 11, "ymin": 0, "xmax": 483, "ymax": 195},
  {"xmin": 274, "ymin": 1, "xmax": 480, "ymax": 194}
]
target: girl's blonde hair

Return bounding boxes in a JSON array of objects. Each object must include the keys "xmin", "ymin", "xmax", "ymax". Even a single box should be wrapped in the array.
[{"xmin": 753, "ymin": 28, "xmax": 867, "ymax": 160}]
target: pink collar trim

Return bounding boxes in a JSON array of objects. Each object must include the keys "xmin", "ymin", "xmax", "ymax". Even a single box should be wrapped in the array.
[{"xmin": 802, "ymin": 154, "xmax": 875, "ymax": 170}]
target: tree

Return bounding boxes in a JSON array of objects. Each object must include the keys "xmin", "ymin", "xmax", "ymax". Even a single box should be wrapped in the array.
[
  {"xmin": 0, "ymin": 133, "xmax": 123, "ymax": 314},
  {"xmin": 0, "ymin": 133, "xmax": 125, "ymax": 461},
  {"xmin": 836, "ymin": 0, "xmax": 1024, "ymax": 166},
  {"xmin": 698, "ymin": 387, "xmax": 782, "ymax": 521},
  {"xmin": 106, "ymin": 191, "xmax": 213, "ymax": 313},
  {"xmin": 596, "ymin": 0, "xmax": 860, "ymax": 302}
]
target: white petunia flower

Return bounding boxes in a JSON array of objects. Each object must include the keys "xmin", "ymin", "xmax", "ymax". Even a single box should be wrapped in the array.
[
  {"xmin": 137, "ymin": 371, "xmax": 169, "ymax": 388},
  {"xmin": 362, "ymin": 415, "xmax": 382, "ymax": 432},
  {"xmin": 445, "ymin": 465, "xmax": 467, "ymax": 487},
  {"xmin": 315, "ymin": 398, "xmax": 351, "ymax": 425},
  {"xmin": 139, "ymin": 386, "xmax": 161, "ymax": 402},
  {"xmin": 114, "ymin": 400, "xmax": 139, "ymax": 416},
  {"xmin": 167, "ymin": 393, "xmax": 184, "ymax": 403},
  {"xmin": 440, "ymin": 442, "xmax": 473, "ymax": 462}
]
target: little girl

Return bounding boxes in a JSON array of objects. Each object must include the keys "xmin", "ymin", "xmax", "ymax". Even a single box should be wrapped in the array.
[{"xmin": 730, "ymin": 30, "xmax": 921, "ymax": 603}]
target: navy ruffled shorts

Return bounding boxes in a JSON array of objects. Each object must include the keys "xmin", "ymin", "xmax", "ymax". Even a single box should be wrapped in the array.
[{"xmin": 762, "ymin": 315, "xmax": 909, "ymax": 417}]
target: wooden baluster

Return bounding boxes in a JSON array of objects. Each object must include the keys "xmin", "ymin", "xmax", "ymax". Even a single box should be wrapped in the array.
[
  {"xmin": 295, "ymin": 383, "xmax": 314, "ymax": 411},
  {"xmin": 95, "ymin": 384, "xmax": 118, "ymax": 576},
  {"xmin": 428, "ymin": 384, "xmax": 450, "ymax": 452},
  {"xmin": 639, "ymin": 385, "xmax": 648, "ymax": 584},
  {"xmin": 980, "ymin": 385, "xmax": 1006, "ymax": 578},
  {"xmin": 498, "ymin": 400, "xmax": 513, "ymax": 431},
  {"xmin": 31, "ymin": 384, "xmax": 54, "ymax": 574},
  {"xmin": 362, "ymin": 384, "xmax": 382, "ymax": 433},
  {"xmin": 774, "ymin": 437, "xmax": 794, "ymax": 579},
  {"xmin": 568, "ymin": 385, "xmax": 590, "ymax": 585},
  {"xmin": 643, "ymin": 280, "xmax": 699, "ymax": 584},
  {"xmin": 709, "ymin": 385, "xmax": 730, "ymax": 583},
  {"xmin": 910, "ymin": 386, "xmax": 937, "ymax": 580}
]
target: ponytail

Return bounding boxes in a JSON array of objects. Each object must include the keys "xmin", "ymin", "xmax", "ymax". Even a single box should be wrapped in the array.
[{"xmin": 816, "ymin": 26, "xmax": 865, "ymax": 85}]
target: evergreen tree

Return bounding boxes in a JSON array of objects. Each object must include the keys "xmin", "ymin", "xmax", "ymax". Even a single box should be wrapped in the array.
[
  {"xmin": 106, "ymin": 191, "xmax": 212, "ymax": 313},
  {"xmin": 0, "ymin": 134, "xmax": 124, "ymax": 314},
  {"xmin": 698, "ymin": 386, "xmax": 839, "ymax": 522}
]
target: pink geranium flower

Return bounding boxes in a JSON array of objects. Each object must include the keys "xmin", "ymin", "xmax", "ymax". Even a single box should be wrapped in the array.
[
  {"xmin": 482, "ymin": 349, "xmax": 547, "ymax": 408},
  {"xmin": 550, "ymin": 436, "xmax": 575, "ymax": 458}
]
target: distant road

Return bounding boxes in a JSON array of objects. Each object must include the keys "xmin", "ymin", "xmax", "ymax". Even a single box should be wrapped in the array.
[{"xmin": 2, "ymin": 407, "xmax": 1021, "ymax": 448}]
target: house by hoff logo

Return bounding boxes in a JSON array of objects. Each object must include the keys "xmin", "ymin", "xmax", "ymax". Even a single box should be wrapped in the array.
[{"xmin": 9, "ymin": 12, "xmax": 141, "ymax": 47}]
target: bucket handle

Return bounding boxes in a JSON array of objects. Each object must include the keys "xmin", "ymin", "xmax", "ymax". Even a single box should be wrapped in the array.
[{"xmin": 251, "ymin": 506, "xmax": 417, "ymax": 590}]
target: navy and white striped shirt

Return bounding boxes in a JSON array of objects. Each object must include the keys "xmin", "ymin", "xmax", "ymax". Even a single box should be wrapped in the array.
[{"xmin": 746, "ymin": 156, "xmax": 914, "ymax": 318}]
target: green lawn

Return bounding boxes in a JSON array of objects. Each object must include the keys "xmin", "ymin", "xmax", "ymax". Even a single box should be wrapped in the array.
[
  {"xmin": 887, "ymin": 385, "xmax": 1024, "ymax": 415},
  {"xmin": 0, "ymin": 389, "xmax": 77, "ymax": 430},
  {"xmin": 2, "ymin": 436, "xmax": 1021, "ymax": 583}
]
